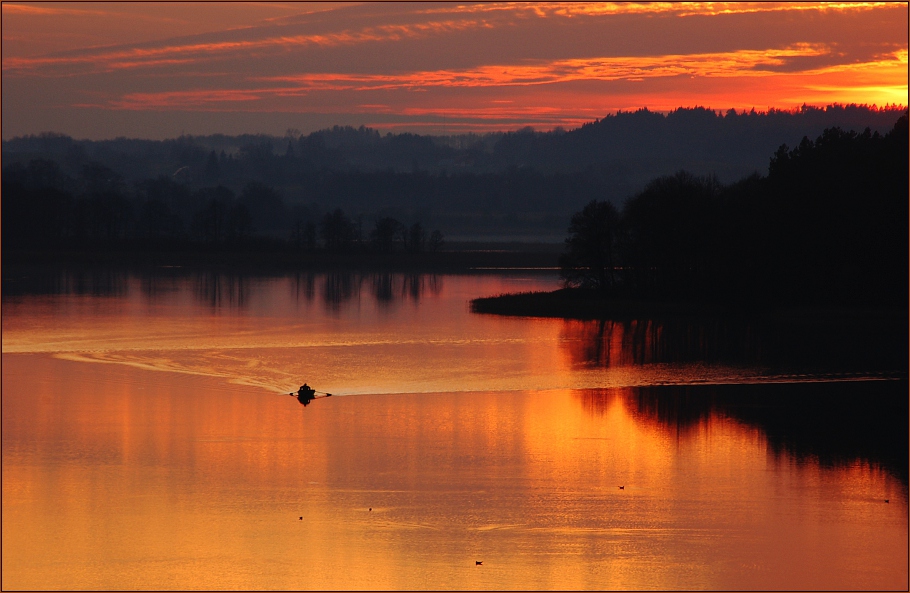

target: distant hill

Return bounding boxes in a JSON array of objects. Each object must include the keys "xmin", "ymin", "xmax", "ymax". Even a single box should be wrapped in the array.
[{"xmin": 2, "ymin": 104, "xmax": 905, "ymax": 242}]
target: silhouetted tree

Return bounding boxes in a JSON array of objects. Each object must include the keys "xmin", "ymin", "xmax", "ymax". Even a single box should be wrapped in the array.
[
  {"xmin": 89, "ymin": 191, "xmax": 133, "ymax": 242},
  {"xmin": 428, "ymin": 229, "xmax": 445, "ymax": 253},
  {"xmin": 405, "ymin": 222, "xmax": 426, "ymax": 253},
  {"xmin": 619, "ymin": 171, "xmax": 721, "ymax": 298},
  {"xmin": 190, "ymin": 186, "xmax": 235, "ymax": 245},
  {"xmin": 226, "ymin": 203, "xmax": 253, "ymax": 244},
  {"xmin": 136, "ymin": 176, "xmax": 193, "ymax": 229},
  {"xmin": 321, "ymin": 208, "xmax": 356, "ymax": 252},
  {"xmin": 759, "ymin": 115, "xmax": 908, "ymax": 306},
  {"xmin": 3, "ymin": 108, "xmax": 905, "ymax": 288},
  {"xmin": 290, "ymin": 220, "xmax": 317, "ymax": 251},
  {"xmin": 204, "ymin": 150, "xmax": 220, "ymax": 182},
  {"xmin": 239, "ymin": 181, "xmax": 287, "ymax": 237},
  {"xmin": 559, "ymin": 200, "xmax": 619, "ymax": 293},
  {"xmin": 2, "ymin": 159, "xmax": 78, "ymax": 247},
  {"xmin": 136, "ymin": 198, "xmax": 183, "ymax": 241},
  {"xmin": 370, "ymin": 217, "xmax": 404, "ymax": 253},
  {"xmin": 80, "ymin": 161, "xmax": 124, "ymax": 196}
]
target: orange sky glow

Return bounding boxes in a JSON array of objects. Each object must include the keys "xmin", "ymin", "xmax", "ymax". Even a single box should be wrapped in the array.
[{"xmin": 2, "ymin": 1, "xmax": 906, "ymax": 139}]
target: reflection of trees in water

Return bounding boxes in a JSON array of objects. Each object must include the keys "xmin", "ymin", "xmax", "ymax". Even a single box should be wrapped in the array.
[
  {"xmin": 403, "ymin": 273, "xmax": 442, "ymax": 301},
  {"xmin": 576, "ymin": 386, "xmax": 711, "ymax": 428},
  {"xmin": 372, "ymin": 273, "xmax": 395, "ymax": 304},
  {"xmin": 5, "ymin": 267, "xmax": 446, "ymax": 312},
  {"xmin": 291, "ymin": 271, "xmax": 316, "ymax": 304},
  {"xmin": 2, "ymin": 268, "xmax": 130, "ymax": 297},
  {"xmin": 561, "ymin": 315, "xmax": 907, "ymax": 373},
  {"xmin": 193, "ymin": 271, "xmax": 248, "ymax": 309},
  {"xmin": 370, "ymin": 273, "xmax": 444, "ymax": 307},
  {"xmin": 75, "ymin": 269, "xmax": 129, "ymax": 296},
  {"xmin": 578, "ymin": 382, "xmax": 909, "ymax": 484},
  {"xmin": 567, "ymin": 316, "xmax": 908, "ymax": 480},
  {"xmin": 140, "ymin": 271, "xmax": 182, "ymax": 299},
  {"xmin": 561, "ymin": 318, "xmax": 761, "ymax": 367},
  {"xmin": 322, "ymin": 271, "xmax": 361, "ymax": 310},
  {"xmin": 304, "ymin": 271, "xmax": 446, "ymax": 309},
  {"xmin": 403, "ymin": 274, "xmax": 422, "ymax": 301},
  {"xmin": 426, "ymin": 274, "xmax": 442, "ymax": 297}
]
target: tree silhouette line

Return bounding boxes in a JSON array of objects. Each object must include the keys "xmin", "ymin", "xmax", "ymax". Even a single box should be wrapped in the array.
[
  {"xmin": 1, "ymin": 165, "xmax": 445, "ymax": 256},
  {"xmin": 560, "ymin": 114, "xmax": 908, "ymax": 308},
  {"xmin": 3, "ymin": 104, "xmax": 904, "ymax": 241},
  {"xmin": 3, "ymin": 109, "xmax": 906, "ymax": 296}
]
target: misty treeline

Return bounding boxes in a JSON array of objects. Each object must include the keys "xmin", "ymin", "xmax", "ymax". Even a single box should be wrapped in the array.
[
  {"xmin": 560, "ymin": 115, "xmax": 908, "ymax": 308},
  {"xmin": 1, "ymin": 164, "xmax": 445, "ymax": 256},
  {"xmin": 2, "ymin": 104, "xmax": 903, "ymax": 240}
]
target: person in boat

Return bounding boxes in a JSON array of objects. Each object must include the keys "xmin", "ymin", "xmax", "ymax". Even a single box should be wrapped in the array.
[{"xmin": 297, "ymin": 384, "xmax": 316, "ymax": 405}]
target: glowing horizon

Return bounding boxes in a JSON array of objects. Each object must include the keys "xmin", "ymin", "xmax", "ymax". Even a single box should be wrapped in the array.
[{"xmin": 2, "ymin": 1, "xmax": 906, "ymax": 139}]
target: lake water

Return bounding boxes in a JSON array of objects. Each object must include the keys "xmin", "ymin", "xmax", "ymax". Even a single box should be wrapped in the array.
[{"xmin": 2, "ymin": 269, "xmax": 907, "ymax": 590}]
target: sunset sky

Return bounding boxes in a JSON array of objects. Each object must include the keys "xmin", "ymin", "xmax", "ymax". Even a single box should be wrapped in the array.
[{"xmin": 2, "ymin": 1, "xmax": 907, "ymax": 140}]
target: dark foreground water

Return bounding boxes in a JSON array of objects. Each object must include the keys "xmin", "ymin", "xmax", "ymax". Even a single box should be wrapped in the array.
[{"xmin": 2, "ymin": 270, "xmax": 907, "ymax": 590}]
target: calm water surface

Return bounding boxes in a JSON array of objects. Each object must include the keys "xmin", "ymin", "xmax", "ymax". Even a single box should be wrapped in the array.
[{"xmin": 2, "ymin": 270, "xmax": 907, "ymax": 590}]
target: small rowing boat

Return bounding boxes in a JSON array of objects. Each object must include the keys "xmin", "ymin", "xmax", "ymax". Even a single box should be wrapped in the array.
[{"xmin": 289, "ymin": 384, "xmax": 332, "ymax": 406}]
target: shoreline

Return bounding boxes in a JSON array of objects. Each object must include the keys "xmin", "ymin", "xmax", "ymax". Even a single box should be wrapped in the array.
[
  {"xmin": 469, "ymin": 287, "xmax": 909, "ymax": 324},
  {"xmin": 1, "ymin": 245, "xmax": 561, "ymax": 276}
]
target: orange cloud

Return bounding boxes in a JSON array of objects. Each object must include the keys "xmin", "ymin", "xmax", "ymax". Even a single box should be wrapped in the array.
[
  {"xmin": 258, "ymin": 44, "xmax": 884, "ymax": 89},
  {"xmin": 103, "ymin": 89, "xmax": 267, "ymax": 110},
  {"xmin": 777, "ymin": 49, "xmax": 909, "ymax": 106},
  {"xmin": 2, "ymin": 17, "xmax": 489, "ymax": 75},
  {"xmin": 100, "ymin": 44, "xmax": 905, "ymax": 114},
  {"xmin": 0, "ymin": 3, "xmax": 110, "ymax": 16},
  {"xmin": 2, "ymin": 1, "xmax": 905, "ymax": 138},
  {"xmin": 425, "ymin": 2, "xmax": 900, "ymax": 18}
]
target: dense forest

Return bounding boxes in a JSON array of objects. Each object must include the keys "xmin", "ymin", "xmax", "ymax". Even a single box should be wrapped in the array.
[
  {"xmin": 558, "ymin": 114, "xmax": 908, "ymax": 308},
  {"xmin": 2, "ymin": 104, "xmax": 903, "ymax": 244}
]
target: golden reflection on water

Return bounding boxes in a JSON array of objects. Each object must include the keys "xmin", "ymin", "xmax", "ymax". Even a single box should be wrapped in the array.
[
  {"xmin": 3, "ymin": 353, "xmax": 906, "ymax": 590},
  {"xmin": 3, "ymin": 272, "xmax": 907, "ymax": 589}
]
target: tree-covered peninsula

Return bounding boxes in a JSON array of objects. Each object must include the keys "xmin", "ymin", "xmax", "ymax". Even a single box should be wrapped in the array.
[{"xmin": 473, "ymin": 114, "xmax": 909, "ymax": 317}]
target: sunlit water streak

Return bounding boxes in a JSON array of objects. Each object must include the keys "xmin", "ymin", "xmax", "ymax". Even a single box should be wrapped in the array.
[{"xmin": 45, "ymin": 350, "xmax": 907, "ymax": 397}]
